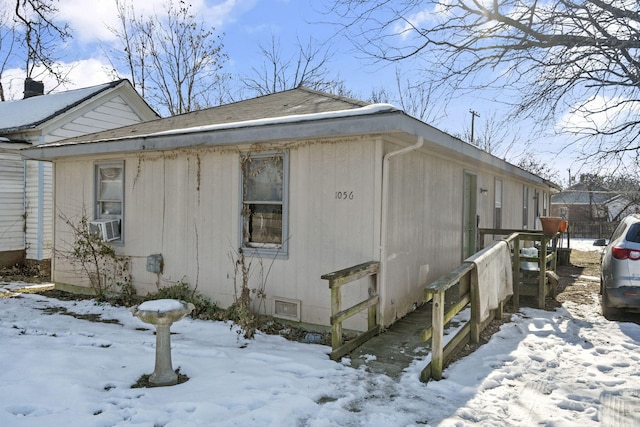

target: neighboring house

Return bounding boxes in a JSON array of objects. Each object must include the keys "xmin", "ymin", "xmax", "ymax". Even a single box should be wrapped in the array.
[
  {"xmin": 22, "ymin": 87, "xmax": 558, "ymax": 329},
  {"xmin": 0, "ymin": 79, "xmax": 158, "ymax": 271},
  {"xmin": 551, "ymin": 182, "xmax": 640, "ymax": 222}
]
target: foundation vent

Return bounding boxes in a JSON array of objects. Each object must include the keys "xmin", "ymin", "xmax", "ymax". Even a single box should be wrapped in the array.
[{"xmin": 273, "ymin": 297, "xmax": 301, "ymax": 322}]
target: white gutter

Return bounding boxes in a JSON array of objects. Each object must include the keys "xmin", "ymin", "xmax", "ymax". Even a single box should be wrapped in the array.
[{"xmin": 379, "ymin": 136, "xmax": 424, "ymax": 327}]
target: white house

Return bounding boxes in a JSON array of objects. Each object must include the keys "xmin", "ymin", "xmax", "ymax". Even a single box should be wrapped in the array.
[
  {"xmin": 0, "ymin": 79, "xmax": 158, "ymax": 271},
  {"xmin": 22, "ymin": 87, "xmax": 558, "ymax": 329}
]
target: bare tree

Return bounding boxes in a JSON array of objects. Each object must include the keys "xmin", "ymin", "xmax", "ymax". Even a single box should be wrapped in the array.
[
  {"xmin": 459, "ymin": 112, "xmax": 518, "ymax": 158},
  {"xmin": 347, "ymin": 68, "xmax": 444, "ymax": 122},
  {"xmin": 107, "ymin": 0, "xmax": 229, "ymax": 115},
  {"xmin": 0, "ymin": 8, "xmax": 16, "ymax": 101},
  {"xmin": 598, "ymin": 173, "xmax": 640, "ymax": 220},
  {"xmin": 392, "ymin": 69, "xmax": 446, "ymax": 124},
  {"xmin": 516, "ymin": 154, "xmax": 559, "ymax": 183},
  {"xmin": 0, "ymin": 0, "xmax": 71, "ymax": 100},
  {"xmin": 327, "ymin": 0, "xmax": 640, "ymax": 166},
  {"xmin": 243, "ymin": 34, "xmax": 339, "ymax": 96},
  {"xmin": 13, "ymin": 0, "xmax": 70, "ymax": 79}
]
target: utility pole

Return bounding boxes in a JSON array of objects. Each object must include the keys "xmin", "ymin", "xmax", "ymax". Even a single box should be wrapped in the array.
[{"xmin": 469, "ymin": 109, "xmax": 480, "ymax": 144}]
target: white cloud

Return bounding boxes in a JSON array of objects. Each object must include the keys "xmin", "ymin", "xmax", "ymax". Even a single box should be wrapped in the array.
[
  {"xmin": 393, "ymin": 9, "xmax": 434, "ymax": 39},
  {"xmin": 57, "ymin": 0, "xmax": 123, "ymax": 43},
  {"xmin": 557, "ymin": 95, "xmax": 640, "ymax": 135},
  {"xmin": 58, "ymin": 0, "xmax": 250, "ymax": 45},
  {"xmin": 2, "ymin": 58, "xmax": 119, "ymax": 100}
]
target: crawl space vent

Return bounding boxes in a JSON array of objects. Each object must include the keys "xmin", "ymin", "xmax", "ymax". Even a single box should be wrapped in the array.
[{"xmin": 273, "ymin": 297, "xmax": 301, "ymax": 322}]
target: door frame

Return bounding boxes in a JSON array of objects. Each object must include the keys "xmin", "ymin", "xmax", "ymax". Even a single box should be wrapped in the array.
[{"xmin": 463, "ymin": 171, "xmax": 478, "ymax": 259}]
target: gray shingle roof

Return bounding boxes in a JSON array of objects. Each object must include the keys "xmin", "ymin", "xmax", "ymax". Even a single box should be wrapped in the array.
[
  {"xmin": 551, "ymin": 183, "xmax": 616, "ymax": 204},
  {"xmin": 52, "ymin": 86, "xmax": 372, "ymax": 146}
]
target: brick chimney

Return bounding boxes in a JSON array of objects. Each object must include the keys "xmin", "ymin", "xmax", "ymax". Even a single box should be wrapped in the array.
[{"xmin": 23, "ymin": 78, "xmax": 44, "ymax": 99}]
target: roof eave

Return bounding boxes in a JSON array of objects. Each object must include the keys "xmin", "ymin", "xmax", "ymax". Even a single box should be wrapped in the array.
[
  {"xmin": 20, "ymin": 108, "xmax": 557, "ymax": 188},
  {"xmin": 21, "ymin": 110, "xmax": 403, "ymax": 159}
]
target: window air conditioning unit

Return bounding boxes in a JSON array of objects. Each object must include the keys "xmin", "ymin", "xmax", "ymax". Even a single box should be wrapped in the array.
[{"xmin": 89, "ymin": 219, "xmax": 121, "ymax": 242}]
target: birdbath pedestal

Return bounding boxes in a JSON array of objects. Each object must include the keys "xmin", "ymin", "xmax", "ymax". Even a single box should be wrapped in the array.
[{"xmin": 130, "ymin": 299, "xmax": 195, "ymax": 387}]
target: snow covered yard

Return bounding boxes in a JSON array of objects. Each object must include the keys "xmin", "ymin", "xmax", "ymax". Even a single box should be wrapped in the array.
[{"xmin": 1, "ymin": 240, "xmax": 639, "ymax": 426}]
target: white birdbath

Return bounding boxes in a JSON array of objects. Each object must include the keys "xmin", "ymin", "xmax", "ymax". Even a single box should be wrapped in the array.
[{"xmin": 130, "ymin": 299, "xmax": 195, "ymax": 387}]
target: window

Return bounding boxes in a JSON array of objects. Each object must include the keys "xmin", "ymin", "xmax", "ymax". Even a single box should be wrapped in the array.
[
  {"xmin": 240, "ymin": 151, "xmax": 288, "ymax": 257},
  {"xmin": 625, "ymin": 224, "xmax": 640, "ymax": 244},
  {"xmin": 95, "ymin": 161, "xmax": 124, "ymax": 241},
  {"xmin": 494, "ymin": 179, "xmax": 502, "ymax": 229}
]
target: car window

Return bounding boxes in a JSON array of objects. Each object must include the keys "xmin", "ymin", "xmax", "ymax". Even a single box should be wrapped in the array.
[
  {"xmin": 625, "ymin": 223, "xmax": 640, "ymax": 243},
  {"xmin": 610, "ymin": 221, "xmax": 628, "ymax": 242}
]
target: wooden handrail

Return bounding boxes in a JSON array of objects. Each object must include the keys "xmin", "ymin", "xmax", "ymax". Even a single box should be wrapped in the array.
[
  {"xmin": 421, "ymin": 230, "xmax": 558, "ymax": 381},
  {"xmin": 321, "ymin": 231, "xmax": 559, "ymax": 382},
  {"xmin": 322, "ymin": 261, "xmax": 380, "ymax": 361}
]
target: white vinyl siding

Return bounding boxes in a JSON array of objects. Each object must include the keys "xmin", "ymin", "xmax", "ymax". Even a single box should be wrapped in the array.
[
  {"xmin": 50, "ymin": 137, "xmax": 555, "ymax": 329},
  {"xmin": 0, "ymin": 153, "xmax": 26, "ymax": 251},
  {"xmin": 47, "ymin": 96, "xmax": 148, "ymax": 141},
  {"xmin": 24, "ymin": 159, "xmax": 53, "ymax": 260}
]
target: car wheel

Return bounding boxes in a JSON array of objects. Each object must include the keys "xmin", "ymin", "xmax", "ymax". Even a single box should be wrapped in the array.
[{"xmin": 602, "ymin": 289, "xmax": 620, "ymax": 320}]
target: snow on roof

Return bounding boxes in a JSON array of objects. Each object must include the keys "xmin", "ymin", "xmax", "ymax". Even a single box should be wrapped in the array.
[
  {"xmin": 0, "ymin": 80, "xmax": 123, "ymax": 132},
  {"xmin": 33, "ymin": 103, "xmax": 398, "ymax": 149},
  {"xmin": 145, "ymin": 103, "xmax": 397, "ymax": 139}
]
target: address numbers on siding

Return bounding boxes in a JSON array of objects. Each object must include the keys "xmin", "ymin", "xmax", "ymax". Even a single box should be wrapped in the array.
[{"xmin": 335, "ymin": 191, "xmax": 354, "ymax": 200}]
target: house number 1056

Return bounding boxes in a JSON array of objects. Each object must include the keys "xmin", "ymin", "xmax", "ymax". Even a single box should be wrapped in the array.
[{"xmin": 335, "ymin": 191, "xmax": 354, "ymax": 200}]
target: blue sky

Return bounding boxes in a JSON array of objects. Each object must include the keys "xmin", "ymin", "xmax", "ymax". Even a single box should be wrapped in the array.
[{"xmin": 0, "ymin": 0, "xmax": 582, "ymax": 184}]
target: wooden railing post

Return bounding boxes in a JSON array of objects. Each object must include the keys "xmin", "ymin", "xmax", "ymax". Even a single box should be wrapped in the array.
[
  {"xmin": 330, "ymin": 285, "xmax": 343, "ymax": 351},
  {"xmin": 322, "ymin": 261, "xmax": 380, "ymax": 361},
  {"xmin": 538, "ymin": 235, "xmax": 548, "ymax": 308},
  {"xmin": 430, "ymin": 290, "xmax": 445, "ymax": 380},
  {"xmin": 367, "ymin": 275, "xmax": 377, "ymax": 331},
  {"xmin": 512, "ymin": 235, "xmax": 521, "ymax": 310},
  {"xmin": 469, "ymin": 271, "xmax": 480, "ymax": 344}
]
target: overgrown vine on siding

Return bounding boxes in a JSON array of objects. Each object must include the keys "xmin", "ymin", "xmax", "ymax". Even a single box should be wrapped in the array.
[
  {"xmin": 133, "ymin": 156, "xmax": 143, "ymax": 189},
  {"xmin": 60, "ymin": 212, "xmax": 134, "ymax": 303}
]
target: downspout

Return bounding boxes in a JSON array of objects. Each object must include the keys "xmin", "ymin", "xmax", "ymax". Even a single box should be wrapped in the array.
[
  {"xmin": 37, "ymin": 136, "xmax": 45, "ymax": 261},
  {"xmin": 379, "ymin": 136, "xmax": 424, "ymax": 327},
  {"xmin": 23, "ymin": 159, "xmax": 27, "ymax": 255}
]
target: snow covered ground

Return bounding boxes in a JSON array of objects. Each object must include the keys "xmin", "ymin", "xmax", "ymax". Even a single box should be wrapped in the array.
[
  {"xmin": 566, "ymin": 237, "xmax": 606, "ymax": 252},
  {"xmin": 1, "ymin": 239, "xmax": 639, "ymax": 426}
]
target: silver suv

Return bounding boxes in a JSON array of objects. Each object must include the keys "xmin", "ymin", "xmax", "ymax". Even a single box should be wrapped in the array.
[{"xmin": 600, "ymin": 214, "xmax": 640, "ymax": 319}]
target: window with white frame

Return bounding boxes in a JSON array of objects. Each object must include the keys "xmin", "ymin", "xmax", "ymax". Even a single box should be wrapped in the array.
[
  {"xmin": 95, "ymin": 161, "xmax": 124, "ymax": 240},
  {"xmin": 240, "ymin": 151, "xmax": 288, "ymax": 256}
]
